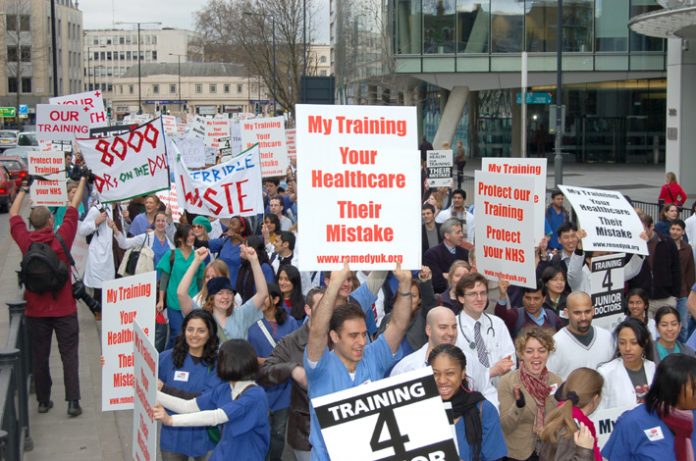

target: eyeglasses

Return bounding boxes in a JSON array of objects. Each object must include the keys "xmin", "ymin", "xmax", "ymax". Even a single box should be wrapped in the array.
[
  {"xmin": 192, "ymin": 224, "xmax": 203, "ymax": 229},
  {"xmin": 463, "ymin": 291, "xmax": 487, "ymax": 299}
]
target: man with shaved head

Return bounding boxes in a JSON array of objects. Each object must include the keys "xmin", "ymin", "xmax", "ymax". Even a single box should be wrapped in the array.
[
  {"xmin": 546, "ymin": 291, "xmax": 614, "ymax": 379},
  {"xmin": 391, "ymin": 306, "xmax": 457, "ymax": 376}
]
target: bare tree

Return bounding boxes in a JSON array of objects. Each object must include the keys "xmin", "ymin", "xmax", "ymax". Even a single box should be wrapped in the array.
[{"xmin": 194, "ymin": 0, "xmax": 316, "ymax": 113}]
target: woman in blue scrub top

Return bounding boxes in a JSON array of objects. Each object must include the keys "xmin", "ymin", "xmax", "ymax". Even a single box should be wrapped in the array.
[
  {"xmin": 158, "ymin": 310, "xmax": 223, "ymax": 461},
  {"xmin": 248, "ymin": 282, "xmax": 299, "ymax": 461},
  {"xmin": 653, "ymin": 306, "xmax": 696, "ymax": 365},
  {"xmin": 154, "ymin": 339, "xmax": 270, "ymax": 461},
  {"xmin": 427, "ymin": 344, "xmax": 507, "ymax": 461},
  {"xmin": 602, "ymin": 353, "xmax": 696, "ymax": 460}
]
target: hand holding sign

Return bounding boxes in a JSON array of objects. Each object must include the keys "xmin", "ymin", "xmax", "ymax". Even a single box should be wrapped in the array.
[
  {"xmin": 574, "ymin": 422, "xmax": 594, "ymax": 450},
  {"xmin": 153, "ymin": 404, "xmax": 172, "ymax": 426}
]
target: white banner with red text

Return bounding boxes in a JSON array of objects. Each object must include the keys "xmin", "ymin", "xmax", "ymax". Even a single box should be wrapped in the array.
[
  {"xmin": 36, "ymin": 104, "xmax": 92, "ymax": 142},
  {"xmin": 474, "ymin": 170, "xmax": 537, "ymax": 288},
  {"xmin": 296, "ymin": 104, "xmax": 420, "ymax": 270},
  {"xmin": 101, "ymin": 271, "xmax": 156, "ymax": 411},
  {"xmin": 49, "ymin": 89, "xmax": 108, "ymax": 127},
  {"xmin": 173, "ymin": 141, "xmax": 264, "ymax": 218},
  {"xmin": 27, "ymin": 150, "xmax": 67, "ymax": 206},
  {"xmin": 131, "ymin": 321, "xmax": 158, "ymax": 461},
  {"xmin": 240, "ymin": 116, "xmax": 288, "ymax": 177},
  {"xmin": 76, "ymin": 118, "xmax": 170, "ymax": 203}
]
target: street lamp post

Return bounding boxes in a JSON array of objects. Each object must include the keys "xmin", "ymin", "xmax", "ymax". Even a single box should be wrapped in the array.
[
  {"xmin": 244, "ymin": 11, "xmax": 277, "ymax": 115},
  {"xmin": 115, "ymin": 21, "xmax": 161, "ymax": 115},
  {"xmin": 553, "ymin": 0, "xmax": 564, "ymax": 187}
]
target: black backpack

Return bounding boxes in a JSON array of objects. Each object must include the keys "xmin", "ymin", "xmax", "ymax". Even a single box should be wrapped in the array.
[{"xmin": 19, "ymin": 234, "xmax": 70, "ymax": 294}]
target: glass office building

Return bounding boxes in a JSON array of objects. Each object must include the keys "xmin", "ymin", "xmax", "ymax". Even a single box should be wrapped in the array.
[{"xmin": 373, "ymin": 0, "xmax": 668, "ymax": 162}]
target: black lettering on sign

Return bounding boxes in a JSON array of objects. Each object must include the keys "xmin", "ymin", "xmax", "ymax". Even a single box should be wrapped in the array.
[
  {"xmin": 374, "ymin": 439, "xmax": 459, "ymax": 461},
  {"xmin": 315, "ymin": 376, "xmax": 438, "ymax": 428}
]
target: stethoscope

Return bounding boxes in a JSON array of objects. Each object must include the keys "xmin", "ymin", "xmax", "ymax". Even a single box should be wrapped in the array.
[{"xmin": 457, "ymin": 312, "xmax": 495, "ymax": 350}]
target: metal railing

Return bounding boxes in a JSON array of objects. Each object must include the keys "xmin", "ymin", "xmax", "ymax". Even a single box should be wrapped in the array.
[
  {"xmin": 631, "ymin": 200, "xmax": 693, "ymax": 223},
  {"xmin": 0, "ymin": 300, "xmax": 33, "ymax": 460}
]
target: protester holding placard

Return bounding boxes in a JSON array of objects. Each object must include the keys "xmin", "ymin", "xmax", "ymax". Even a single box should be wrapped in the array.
[
  {"xmin": 236, "ymin": 236, "xmax": 275, "ymax": 303},
  {"xmin": 157, "ymin": 225, "xmax": 204, "ymax": 348},
  {"xmin": 157, "ymin": 310, "xmax": 223, "ymax": 461},
  {"xmin": 652, "ymin": 306, "xmax": 696, "ymax": 365},
  {"xmin": 304, "ymin": 262, "xmax": 412, "ymax": 461},
  {"xmin": 129, "ymin": 195, "xmax": 163, "ymax": 236},
  {"xmin": 154, "ymin": 339, "xmax": 270, "ymax": 460},
  {"xmin": 247, "ymin": 283, "xmax": 300, "ymax": 461},
  {"xmin": 177, "ymin": 246, "xmax": 268, "ymax": 341},
  {"xmin": 597, "ymin": 318, "xmax": 656, "ymax": 411},
  {"xmin": 601, "ymin": 354, "xmax": 696, "ymax": 460},
  {"xmin": 497, "ymin": 327, "xmax": 562, "ymax": 461},
  {"xmin": 427, "ymin": 344, "xmax": 507, "ymax": 461},
  {"xmin": 538, "ymin": 367, "xmax": 604, "ymax": 461},
  {"xmin": 10, "ymin": 176, "xmax": 87, "ymax": 417}
]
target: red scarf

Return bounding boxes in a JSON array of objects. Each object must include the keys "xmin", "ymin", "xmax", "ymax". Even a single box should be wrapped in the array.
[
  {"xmin": 519, "ymin": 366, "xmax": 551, "ymax": 432},
  {"xmin": 662, "ymin": 408, "xmax": 695, "ymax": 461},
  {"xmin": 571, "ymin": 406, "xmax": 601, "ymax": 461}
]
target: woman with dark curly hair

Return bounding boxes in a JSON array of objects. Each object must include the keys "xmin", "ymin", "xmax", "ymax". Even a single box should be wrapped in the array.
[{"xmin": 157, "ymin": 310, "xmax": 223, "ymax": 461}]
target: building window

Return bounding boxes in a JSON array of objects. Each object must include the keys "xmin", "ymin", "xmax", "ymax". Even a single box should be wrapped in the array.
[
  {"xmin": 119, "ymin": 36, "xmax": 125, "ymax": 45},
  {"xmin": 126, "ymin": 51, "xmax": 132, "ymax": 60},
  {"xmin": 170, "ymin": 84, "xmax": 176, "ymax": 93},
  {"xmin": 7, "ymin": 78, "xmax": 18, "ymax": 93},
  {"xmin": 106, "ymin": 51, "xmax": 112, "ymax": 61},
  {"xmin": 20, "ymin": 15, "xmax": 30, "ymax": 31},
  {"xmin": 152, "ymin": 35, "xmax": 157, "ymax": 45},
  {"xmin": 7, "ymin": 47, "xmax": 18, "ymax": 62},
  {"xmin": 210, "ymin": 84, "xmax": 216, "ymax": 93},
  {"xmin": 129, "ymin": 85, "xmax": 134, "ymax": 94},
  {"xmin": 153, "ymin": 84, "xmax": 159, "ymax": 94},
  {"xmin": 195, "ymin": 84, "xmax": 202, "ymax": 94},
  {"xmin": 237, "ymin": 84, "xmax": 243, "ymax": 93},
  {"xmin": 320, "ymin": 70, "xmax": 327, "ymax": 76},
  {"xmin": 107, "ymin": 84, "xmax": 113, "ymax": 92},
  {"xmin": 57, "ymin": 19, "xmax": 61, "ymax": 36},
  {"xmin": 21, "ymin": 78, "xmax": 31, "ymax": 93},
  {"xmin": 224, "ymin": 84, "xmax": 230, "ymax": 93},
  {"xmin": 20, "ymin": 46, "xmax": 30, "ymax": 62},
  {"xmin": 152, "ymin": 51, "xmax": 157, "ymax": 61},
  {"xmin": 320, "ymin": 55, "xmax": 327, "ymax": 63},
  {"xmin": 6, "ymin": 15, "xmax": 17, "ymax": 31}
]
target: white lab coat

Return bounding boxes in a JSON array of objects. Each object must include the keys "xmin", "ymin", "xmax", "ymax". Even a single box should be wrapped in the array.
[
  {"xmin": 597, "ymin": 357, "xmax": 656, "ymax": 411},
  {"xmin": 78, "ymin": 204, "xmax": 114, "ymax": 289}
]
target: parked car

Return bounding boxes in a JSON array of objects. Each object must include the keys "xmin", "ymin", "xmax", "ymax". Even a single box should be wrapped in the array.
[
  {"xmin": 1, "ymin": 147, "xmax": 38, "ymax": 162},
  {"xmin": 0, "ymin": 156, "xmax": 28, "ymax": 188},
  {"xmin": 17, "ymin": 131, "xmax": 38, "ymax": 147},
  {"xmin": 0, "ymin": 166, "xmax": 17, "ymax": 212},
  {"xmin": 0, "ymin": 130, "xmax": 19, "ymax": 152}
]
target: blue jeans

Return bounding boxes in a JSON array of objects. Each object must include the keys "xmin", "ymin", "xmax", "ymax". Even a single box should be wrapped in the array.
[
  {"xmin": 166, "ymin": 307, "xmax": 184, "ymax": 350},
  {"xmin": 676, "ymin": 296, "xmax": 689, "ymax": 343}
]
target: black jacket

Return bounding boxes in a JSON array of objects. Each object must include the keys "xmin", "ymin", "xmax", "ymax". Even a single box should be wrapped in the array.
[{"xmin": 629, "ymin": 233, "xmax": 681, "ymax": 299}]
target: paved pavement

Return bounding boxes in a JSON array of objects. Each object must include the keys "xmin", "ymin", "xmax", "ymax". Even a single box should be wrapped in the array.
[{"xmin": 0, "ymin": 161, "xmax": 671, "ymax": 460}]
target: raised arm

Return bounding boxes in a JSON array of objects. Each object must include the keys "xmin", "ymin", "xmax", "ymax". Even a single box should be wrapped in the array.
[
  {"xmin": 383, "ymin": 264, "xmax": 413, "ymax": 353},
  {"xmin": 177, "ymin": 247, "xmax": 209, "ymax": 315},
  {"xmin": 244, "ymin": 244, "xmax": 269, "ymax": 309},
  {"xmin": 306, "ymin": 262, "xmax": 350, "ymax": 362}
]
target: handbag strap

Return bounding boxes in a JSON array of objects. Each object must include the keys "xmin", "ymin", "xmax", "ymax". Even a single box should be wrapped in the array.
[{"xmin": 256, "ymin": 319, "xmax": 277, "ymax": 348}]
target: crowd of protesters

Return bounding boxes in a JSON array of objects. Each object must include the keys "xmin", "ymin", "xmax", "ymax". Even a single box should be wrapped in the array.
[{"xmin": 10, "ymin": 143, "xmax": 696, "ymax": 461}]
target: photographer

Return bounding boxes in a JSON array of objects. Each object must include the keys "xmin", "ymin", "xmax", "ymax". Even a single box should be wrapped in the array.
[{"xmin": 10, "ymin": 175, "xmax": 87, "ymax": 417}]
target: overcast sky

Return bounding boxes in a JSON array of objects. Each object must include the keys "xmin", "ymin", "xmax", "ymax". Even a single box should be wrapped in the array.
[{"xmin": 79, "ymin": 0, "xmax": 330, "ymax": 42}]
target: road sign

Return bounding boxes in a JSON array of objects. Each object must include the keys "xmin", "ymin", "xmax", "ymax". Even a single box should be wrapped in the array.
[
  {"xmin": 18, "ymin": 104, "xmax": 28, "ymax": 118},
  {"xmin": 0, "ymin": 107, "xmax": 16, "ymax": 117},
  {"xmin": 516, "ymin": 92, "xmax": 553, "ymax": 105}
]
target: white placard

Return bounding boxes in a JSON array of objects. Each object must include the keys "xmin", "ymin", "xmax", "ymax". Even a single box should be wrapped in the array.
[
  {"xmin": 229, "ymin": 120, "xmax": 243, "ymax": 156},
  {"xmin": 101, "ymin": 271, "xmax": 156, "ymax": 411},
  {"xmin": 426, "ymin": 150, "xmax": 453, "ymax": 188},
  {"xmin": 296, "ymin": 104, "xmax": 420, "ymax": 270},
  {"xmin": 286, "ymin": 128, "xmax": 296, "ymax": 163},
  {"xmin": 474, "ymin": 170, "xmax": 537, "ymax": 288},
  {"xmin": 189, "ymin": 116, "xmax": 207, "ymax": 140},
  {"xmin": 175, "ymin": 136, "xmax": 206, "ymax": 168},
  {"xmin": 156, "ymin": 182, "xmax": 182, "ymax": 222},
  {"xmin": 240, "ymin": 116, "xmax": 289, "ymax": 177},
  {"xmin": 590, "ymin": 253, "xmax": 626, "ymax": 331},
  {"xmin": 205, "ymin": 118, "xmax": 230, "ymax": 149},
  {"xmin": 590, "ymin": 406, "xmax": 633, "ymax": 449},
  {"xmin": 36, "ymin": 104, "xmax": 91, "ymax": 142},
  {"xmin": 132, "ymin": 321, "xmax": 158, "ymax": 461},
  {"xmin": 558, "ymin": 185, "xmax": 648, "ymax": 255},
  {"xmin": 482, "ymin": 157, "xmax": 547, "ymax": 241},
  {"xmin": 76, "ymin": 118, "xmax": 170, "ymax": 202},
  {"xmin": 311, "ymin": 367, "xmax": 458, "ymax": 461},
  {"xmin": 161, "ymin": 115, "xmax": 178, "ymax": 135},
  {"xmin": 50, "ymin": 89, "xmax": 107, "ymax": 127},
  {"xmin": 27, "ymin": 151, "xmax": 67, "ymax": 206},
  {"xmin": 173, "ymin": 142, "xmax": 264, "ymax": 218}
]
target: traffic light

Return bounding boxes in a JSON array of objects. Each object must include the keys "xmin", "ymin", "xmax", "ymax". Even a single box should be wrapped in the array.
[
  {"xmin": 106, "ymin": 106, "xmax": 112, "ymax": 118},
  {"xmin": 162, "ymin": 105, "xmax": 167, "ymax": 114},
  {"xmin": 155, "ymin": 103, "xmax": 160, "ymax": 113}
]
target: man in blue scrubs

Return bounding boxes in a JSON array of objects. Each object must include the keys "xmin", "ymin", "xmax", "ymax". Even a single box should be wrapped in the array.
[{"xmin": 304, "ymin": 262, "xmax": 412, "ymax": 461}]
